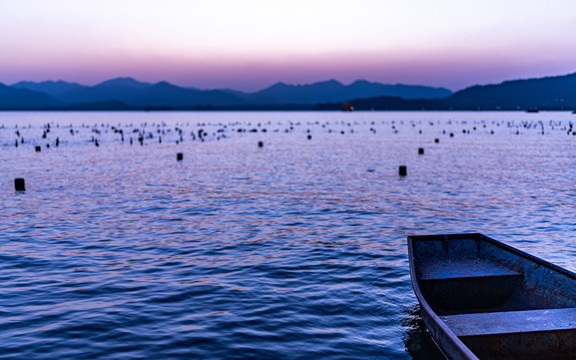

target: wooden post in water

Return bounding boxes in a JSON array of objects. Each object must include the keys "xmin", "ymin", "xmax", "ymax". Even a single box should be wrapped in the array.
[
  {"xmin": 418, "ymin": 148, "xmax": 424, "ymax": 155},
  {"xmin": 399, "ymin": 166, "xmax": 407, "ymax": 176},
  {"xmin": 14, "ymin": 178, "xmax": 25, "ymax": 191},
  {"xmin": 177, "ymin": 153, "xmax": 183, "ymax": 161}
]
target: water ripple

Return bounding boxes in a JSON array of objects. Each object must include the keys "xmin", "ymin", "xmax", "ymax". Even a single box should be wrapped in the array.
[{"xmin": 1, "ymin": 111, "xmax": 576, "ymax": 358}]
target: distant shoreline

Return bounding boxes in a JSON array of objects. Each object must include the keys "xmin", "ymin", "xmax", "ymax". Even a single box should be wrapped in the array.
[{"xmin": 1, "ymin": 108, "xmax": 575, "ymax": 112}]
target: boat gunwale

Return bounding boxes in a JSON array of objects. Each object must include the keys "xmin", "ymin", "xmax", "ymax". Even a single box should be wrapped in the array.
[{"xmin": 407, "ymin": 233, "xmax": 480, "ymax": 360}]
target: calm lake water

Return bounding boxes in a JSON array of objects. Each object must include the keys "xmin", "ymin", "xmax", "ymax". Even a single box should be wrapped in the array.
[{"xmin": 1, "ymin": 111, "xmax": 576, "ymax": 359}]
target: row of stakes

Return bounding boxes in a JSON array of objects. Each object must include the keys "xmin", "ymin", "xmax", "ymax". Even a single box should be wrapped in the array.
[
  {"xmin": 17, "ymin": 119, "xmax": 566, "ymax": 153},
  {"xmin": 29, "ymin": 135, "xmax": 313, "ymax": 152},
  {"xmin": 27, "ymin": 131, "xmax": 449, "ymax": 153},
  {"xmin": 15, "ymin": 144, "xmax": 428, "ymax": 192}
]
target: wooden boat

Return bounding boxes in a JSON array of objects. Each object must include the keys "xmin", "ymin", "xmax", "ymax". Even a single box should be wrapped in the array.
[{"xmin": 407, "ymin": 233, "xmax": 576, "ymax": 360}]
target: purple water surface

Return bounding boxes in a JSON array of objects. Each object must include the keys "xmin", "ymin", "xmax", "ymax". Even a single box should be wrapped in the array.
[{"xmin": 1, "ymin": 111, "xmax": 575, "ymax": 359}]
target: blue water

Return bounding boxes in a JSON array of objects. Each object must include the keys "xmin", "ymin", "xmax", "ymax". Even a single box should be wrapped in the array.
[{"xmin": 1, "ymin": 111, "xmax": 576, "ymax": 359}]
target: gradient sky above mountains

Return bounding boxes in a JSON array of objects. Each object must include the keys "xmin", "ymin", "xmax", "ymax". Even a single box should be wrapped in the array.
[{"xmin": 1, "ymin": 0, "xmax": 575, "ymax": 91}]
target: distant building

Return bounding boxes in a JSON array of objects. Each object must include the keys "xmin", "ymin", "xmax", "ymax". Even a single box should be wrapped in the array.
[{"xmin": 342, "ymin": 102, "xmax": 354, "ymax": 112}]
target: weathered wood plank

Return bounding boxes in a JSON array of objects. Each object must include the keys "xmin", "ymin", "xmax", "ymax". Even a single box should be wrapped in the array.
[
  {"xmin": 418, "ymin": 258, "xmax": 521, "ymax": 281},
  {"xmin": 441, "ymin": 308, "xmax": 576, "ymax": 336}
]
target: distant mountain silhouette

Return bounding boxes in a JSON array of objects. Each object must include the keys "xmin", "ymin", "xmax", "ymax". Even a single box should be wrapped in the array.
[
  {"xmin": 348, "ymin": 80, "xmax": 452, "ymax": 99},
  {"xmin": 135, "ymin": 81, "xmax": 247, "ymax": 107},
  {"xmin": 0, "ymin": 83, "xmax": 61, "ymax": 109},
  {"xmin": 444, "ymin": 72, "xmax": 576, "ymax": 110},
  {"xmin": 5, "ymin": 72, "xmax": 576, "ymax": 110},
  {"xmin": 32, "ymin": 77, "xmax": 249, "ymax": 107},
  {"xmin": 249, "ymin": 79, "xmax": 452, "ymax": 104},
  {"xmin": 12, "ymin": 80, "xmax": 84, "ymax": 97},
  {"xmin": 8, "ymin": 77, "xmax": 451, "ymax": 109},
  {"xmin": 96, "ymin": 77, "xmax": 151, "ymax": 89}
]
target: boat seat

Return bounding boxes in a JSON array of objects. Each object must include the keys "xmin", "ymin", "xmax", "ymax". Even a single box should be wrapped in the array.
[
  {"xmin": 417, "ymin": 258, "xmax": 523, "ymax": 310},
  {"xmin": 418, "ymin": 258, "xmax": 521, "ymax": 281},
  {"xmin": 441, "ymin": 308, "xmax": 576, "ymax": 337}
]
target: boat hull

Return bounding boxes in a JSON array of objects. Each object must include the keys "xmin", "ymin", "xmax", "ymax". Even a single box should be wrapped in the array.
[{"xmin": 408, "ymin": 233, "xmax": 576, "ymax": 360}]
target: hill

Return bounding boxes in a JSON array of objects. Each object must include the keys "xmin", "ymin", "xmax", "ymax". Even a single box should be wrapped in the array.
[
  {"xmin": 12, "ymin": 80, "xmax": 84, "ymax": 97},
  {"xmin": 250, "ymin": 79, "xmax": 452, "ymax": 104},
  {"xmin": 57, "ymin": 78, "xmax": 249, "ymax": 107},
  {"xmin": 444, "ymin": 73, "xmax": 576, "ymax": 110},
  {"xmin": 0, "ymin": 84, "xmax": 61, "ymax": 109}
]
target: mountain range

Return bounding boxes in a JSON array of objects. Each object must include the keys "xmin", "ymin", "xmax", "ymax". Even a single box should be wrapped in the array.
[
  {"xmin": 1, "ymin": 72, "xmax": 576, "ymax": 110},
  {"xmin": 1, "ymin": 78, "xmax": 451, "ymax": 109}
]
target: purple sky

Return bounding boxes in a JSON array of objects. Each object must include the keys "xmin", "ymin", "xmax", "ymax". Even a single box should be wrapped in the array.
[{"xmin": 1, "ymin": 0, "xmax": 576, "ymax": 91}]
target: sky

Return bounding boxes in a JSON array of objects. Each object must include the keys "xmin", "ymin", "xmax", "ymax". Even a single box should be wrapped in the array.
[{"xmin": 1, "ymin": 0, "xmax": 576, "ymax": 91}]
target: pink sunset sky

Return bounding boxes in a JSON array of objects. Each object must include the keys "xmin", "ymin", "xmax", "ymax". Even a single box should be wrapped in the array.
[{"xmin": 1, "ymin": 0, "xmax": 575, "ymax": 92}]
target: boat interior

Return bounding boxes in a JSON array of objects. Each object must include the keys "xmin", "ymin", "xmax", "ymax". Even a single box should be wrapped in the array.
[{"xmin": 410, "ymin": 234, "xmax": 576, "ymax": 359}]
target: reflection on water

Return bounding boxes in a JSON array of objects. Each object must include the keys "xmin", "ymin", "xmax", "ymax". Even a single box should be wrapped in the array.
[
  {"xmin": 402, "ymin": 304, "xmax": 446, "ymax": 360},
  {"xmin": 1, "ymin": 111, "xmax": 576, "ymax": 359}
]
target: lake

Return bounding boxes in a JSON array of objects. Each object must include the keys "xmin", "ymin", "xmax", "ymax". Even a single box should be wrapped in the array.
[{"xmin": 1, "ymin": 111, "xmax": 576, "ymax": 359}]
